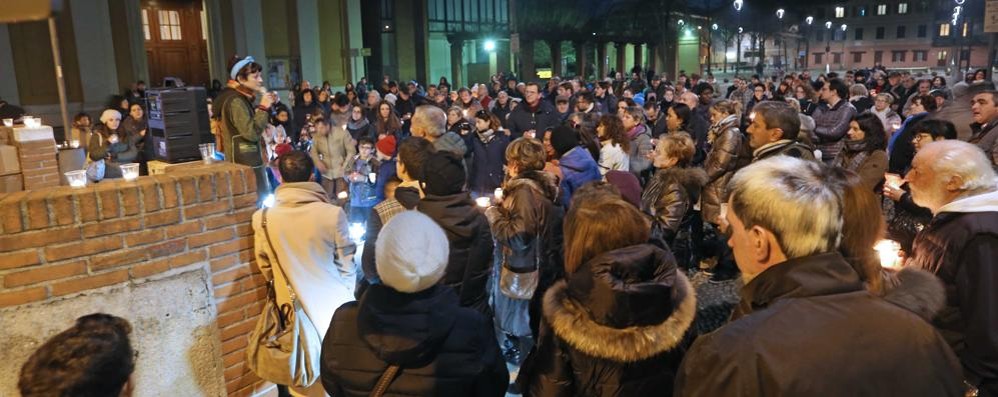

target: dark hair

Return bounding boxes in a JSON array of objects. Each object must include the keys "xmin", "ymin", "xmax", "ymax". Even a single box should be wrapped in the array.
[
  {"xmin": 669, "ymin": 102, "xmax": 692, "ymax": 131},
  {"xmin": 397, "ymin": 136, "xmax": 435, "ymax": 179},
  {"xmin": 597, "ymin": 114, "xmax": 630, "ymax": 152},
  {"xmin": 910, "ymin": 94, "xmax": 938, "ymax": 112},
  {"xmin": 226, "ymin": 55, "xmax": 262, "ymax": 81},
  {"xmin": 73, "ymin": 112, "xmax": 90, "ymax": 123},
  {"xmin": 909, "ymin": 119, "xmax": 957, "ymax": 140},
  {"xmin": 752, "ymin": 101, "xmax": 801, "ymax": 140},
  {"xmin": 358, "ymin": 137, "xmax": 375, "ymax": 148},
  {"xmin": 19, "ymin": 313, "xmax": 134, "ymax": 397},
  {"xmin": 278, "ymin": 151, "xmax": 315, "ymax": 183},
  {"xmin": 474, "ymin": 109, "xmax": 502, "ymax": 130},
  {"xmin": 577, "ymin": 91, "xmax": 594, "ymax": 105},
  {"xmin": 852, "ymin": 112, "xmax": 887, "ymax": 151},
  {"xmin": 826, "ymin": 78, "xmax": 849, "ymax": 99},
  {"xmin": 332, "ymin": 92, "xmax": 350, "ymax": 107}
]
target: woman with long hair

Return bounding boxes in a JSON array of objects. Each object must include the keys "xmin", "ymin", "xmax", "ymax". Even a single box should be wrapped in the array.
[
  {"xmin": 374, "ymin": 100, "xmax": 402, "ymax": 141},
  {"xmin": 595, "ymin": 114, "xmax": 630, "ymax": 175},
  {"xmin": 666, "ymin": 103, "xmax": 692, "ymax": 134},
  {"xmin": 467, "ymin": 109, "xmax": 510, "ymax": 196},
  {"xmin": 518, "ymin": 186, "xmax": 695, "ymax": 396},
  {"xmin": 834, "ymin": 113, "xmax": 889, "ymax": 192}
]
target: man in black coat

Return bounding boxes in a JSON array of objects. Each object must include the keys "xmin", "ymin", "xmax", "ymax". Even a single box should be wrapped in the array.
[
  {"xmin": 675, "ymin": 156, "xmax": 965, "ymax": 396},
  {"xmin": 906, "ymin": 141, "xmax": 998, "ymax": 397},
  {"xmin": 507, "ymin": 82, "xmax": 558, "ymax": 140}
]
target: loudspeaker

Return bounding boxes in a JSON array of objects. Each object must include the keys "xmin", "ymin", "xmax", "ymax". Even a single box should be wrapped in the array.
[{"xmin": 147, "ymin": 87, "xmax": 211, "ymax": 163}]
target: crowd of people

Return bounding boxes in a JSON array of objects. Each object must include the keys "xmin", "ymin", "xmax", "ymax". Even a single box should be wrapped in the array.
[{"xmin": 16, "ymin": 55, "xmax": 998, "ymax": 397}]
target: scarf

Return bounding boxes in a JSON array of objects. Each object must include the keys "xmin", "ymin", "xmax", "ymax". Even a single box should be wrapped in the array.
[
  {"xmin": 347, "ymin": 117, "xmax": 370, "ymax": 130},
  {"xmin": 626, "ymin": 123, "xmax": 647, "ymax": 140},
  {"xmin": 477, "ymin": 129, "xmax": 495, "ymax": 143},
  {"xmin": 707, "ymin": 114, "xmax": 739, "ymax": 145},
  {"xmin": 841, "ymin": 139, "xmax": 873, "ymax": 172},
  {"xmin": 227, "ymin": 80, "xmax": 257, "ymax": 100}
]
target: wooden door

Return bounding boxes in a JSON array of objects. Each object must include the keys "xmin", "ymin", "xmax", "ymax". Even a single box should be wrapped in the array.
[{"xmin": 142, "ymin": 0, "xmax": 209, "ymax": 87}]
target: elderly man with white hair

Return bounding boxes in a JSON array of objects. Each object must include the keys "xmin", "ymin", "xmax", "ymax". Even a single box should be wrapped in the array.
[
  {"xmin": 411, "ymin": 104, "xmax": 467, "ymax": 157},
  {"xmin": 905, "ymin": 140, "xmax": 998, "ymax": 397},
  {"xmin": 675, "ymin": 156, "xmax": 964, "ymax": 396}
]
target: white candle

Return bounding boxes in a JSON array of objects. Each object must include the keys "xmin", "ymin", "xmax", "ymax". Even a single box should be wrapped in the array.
[
  {"xmin": 874, "ymin": 239, "xmax": 902, "ymax": 269},
  {"xmin": 368, "ymin": 172, "xmax": 377, "ymax": 183},
  {"xmin": 121, "ymin": 163, "xmax": 139, "ymax": 181},
  {"xmin": 475, "ymin": 196, "xmax": 491, "ymax": 208},
  {"xmin": 337, "ymin": 191, "xmax": 348, "ymax": 199},
  {"xmin": 494, "ymin": 188, "xmax": 503, "ymax": 200}
]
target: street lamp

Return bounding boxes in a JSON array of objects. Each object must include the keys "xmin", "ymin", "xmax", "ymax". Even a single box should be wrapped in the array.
[
  {"xmin": 734, "ymin": 0, "xmax": 743, "ymax": 73},
  {"xmin": 803, "ymin": 17, "xmax": 814, "ymax": 69},
  {"xmin": 825, "ymin": 22, "xmax": 832, "ymax": 73},
  {"xmin": 776, "ymin": 9, "xmax": 784, "ymax": 19},
  {"xmin": 777, "ymin": 9, "xmax": 785, "ymax": 72},
  {"xmin": 733, "ymin": 0, "xmax": 743, "ymax": 11},
  {"xmin": 484, "ymin": 40, "xmax": 496, "ymax": 52}
]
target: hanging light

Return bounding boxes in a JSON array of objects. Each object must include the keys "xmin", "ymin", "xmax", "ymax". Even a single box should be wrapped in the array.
[
  {"xmin": 712, "ymin": 23, "xmax": 719, "ymax": 30},
  {"xmin": 825, "ymin": 21, "xmax": 833, "ymax": 29},
  {"xmin": 733, "ymin": 0, "xmax": 743, "ymax": 12},
  {"xmin": 678, "ymin": 19, "xmax": 686, "ymax": 26},
  {"xmin": 776, "ymin": 8, "xmax": 785, "ymax": 19},
  {"xmin": 806, "ymin": 16, "xmax": 814, "ymax": 25},
  {"xmin": 841, "ymin": 24, "xmax": 847, "ymax": 31}
]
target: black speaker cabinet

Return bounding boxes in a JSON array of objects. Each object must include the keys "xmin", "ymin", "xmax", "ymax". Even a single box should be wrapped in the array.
[{"xmin": 147, "ymin": 87, "xmax": 211, "ymax": 163}]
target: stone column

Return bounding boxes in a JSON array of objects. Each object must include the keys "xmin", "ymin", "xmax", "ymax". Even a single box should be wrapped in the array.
[
  {"xmin": 449, "ymin": 37, "xmax": 464, "ymax": 87},
  {"xmin": 297, "ymin": 0, "xmax": 322, "ymax": 84},
  {"xmin": 520, "ymin": 39, "xmax": 536, "ymax": 81},
  {"xmin": 548, "ymin": 40, "xmax": 562, "ymax": 77},
  {"xmin": 633, "ymin": 43, "xmax": 644, "ymax": 71},
  {"xmin": 70, "ymin": 0, "xmax": 120, "ymax": 105},
  {"xmin": 231, "ymin": 0, "xmax": 267, "ymax": 70},
  {"xmin": 646, "ymin": 43, "xmax": 657, "ymax": 73},
  {"xmin": 614, "ymin": 42, "xmax": 626, "ymax": 75},
  {"xmin": 573, "ymin": 41, "xmax": 588, "ymax": 78},
  {"xmin": 596, "ymin": 41, "xmax": 607, "ymax": 79}
]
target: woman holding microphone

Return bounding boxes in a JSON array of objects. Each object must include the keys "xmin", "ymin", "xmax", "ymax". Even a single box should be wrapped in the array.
[{"xmin": 215, "ymin": 55, "xmax": 277, "ymax": 203}]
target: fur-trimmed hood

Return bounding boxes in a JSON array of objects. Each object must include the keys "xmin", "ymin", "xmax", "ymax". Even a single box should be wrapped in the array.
[
  {"xmin": 651, "ymin": 166, "xmax": 708, "ymax": 192},
  {"xmin": 882, "ymin": 266, "xmax": 947, "ymax": 321},
  {"xmin": 542, "ymin": 244, "xmax": 696, "ymax": 363},
  {"xmin": 504, "ymin": 169, "xmax": 559, "ymax": 202}
]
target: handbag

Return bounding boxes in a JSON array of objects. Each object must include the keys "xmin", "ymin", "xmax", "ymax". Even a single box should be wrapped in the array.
[{"xmin": 246, "ymin": 209, "xmax": 322, "ymax": 388}]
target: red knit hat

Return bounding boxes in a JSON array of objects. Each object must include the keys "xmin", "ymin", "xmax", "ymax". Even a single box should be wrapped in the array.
[
  {"xmin": 376, "ymin": 135, "xmax": 397, "ymax": 156},
  {"xmin": 274, "ymin": 143, "xmax": 293, "ymax": 157}
]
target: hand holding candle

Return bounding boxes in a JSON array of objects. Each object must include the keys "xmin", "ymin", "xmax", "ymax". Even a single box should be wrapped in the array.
[{"xmin": 874, "ymin": 239, "xmax": 903, "ymax": 269}]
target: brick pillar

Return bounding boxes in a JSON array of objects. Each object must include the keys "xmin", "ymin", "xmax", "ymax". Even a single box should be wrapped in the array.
[
  {"xmin": 12, "ymin": 126, "xmax": 59, "ymax": 190},
  {"xmin": 548, "ymin": 40, "xmax": 562, "ymax": 77}
]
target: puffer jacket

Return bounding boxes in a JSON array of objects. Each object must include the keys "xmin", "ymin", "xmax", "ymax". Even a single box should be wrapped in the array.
[
  {"xmin": 321, "ymin": 284, "xmax": 509, "ymax": 397},
  {"xmin": 640, "ymin": 167, "xmax": 708, "ymax": 269},
  {"xmin": 557, "ymin": 146, "xmax": 601, "ymax": 208},
  {"xmin": 906, "ymin": 190, "xmax": 998, "ymax": 395},
  {"xmin": 675, "ymin": 252, "xmax": 965, "ymax": 397},
  {"xmin": 811, "ymin": 99, "xmax": 856, "ymax": 162},
  {"xmin": 487, "ymin": 170, "xmax": 565, "ymax": 335},
  {"xmin": 519, "ymin": 244, "xmax": 696, "ymax": 397},
  {"xmin": 701, "ymin": 115, "xmax": 743, "ymax": 225},
  {"xmin": 418, "ymin": 192, "xmax": 495, "ymax": 316}
]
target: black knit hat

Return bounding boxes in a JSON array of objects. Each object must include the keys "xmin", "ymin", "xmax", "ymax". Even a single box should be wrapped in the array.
[
  {"xmin": 421, "ymin": 151, "xmax": 466, "ymax": 196},
  {"xmin": 549, "ymin": 125, "xmax": 580, "ymax": 158}
]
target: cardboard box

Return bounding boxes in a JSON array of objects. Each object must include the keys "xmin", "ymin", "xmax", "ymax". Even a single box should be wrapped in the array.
[
  {"xmin": 0, "ymin": 145, "xmax": 19, "ymax": 174},
  {"xmin": 0, "ymin": 173, "xmax": 23, "ymax": 193},
  {"xmin": 148, "ymin": 159, "xmax": 202, "ymax": 175}
]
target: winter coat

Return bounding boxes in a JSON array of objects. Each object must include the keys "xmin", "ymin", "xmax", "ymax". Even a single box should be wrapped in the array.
[
  {"xmin": 812, "ymin": 99, "xmax": 856, "ymax": 162},
  {"xmin": 321, "ymin": 284, "xmax": 509, "ymax": 397},
  {"xmin": 347, "ymin": 156, "xmax": 379, "ymax": 209},
  {"xmin": 640, "ymin": 167, "xmax": 708, "ymax": 269},
  {"xmin": 292, "ymin": 101, "xmax": 319, "ymax": 143},
  {"xmin": 889, "ymin": 112, "xmax": 928, "ymax": 174},
  {"xmin": 701, "ymin": 115, "xmax": 743, "ymax": 225},
  {"xmin": 557, "ymin": 146, "xmax": 602, "ymax": 208},
  {"xmin": 507, "ymin": 100, "xmax": 559, "ymax": 140},
  {"xmin": 519, "ymin": 244, "xmax": 696, "ymax": 397},
  {"xmin": 418, "ymin": 192, "xmax": 495, "ymax": 316},
  {"xmin": 347, "ymin": 118, "xmax": 375, "ymax": 143},
  {"xmin": 675, "ymin": 252, "xmax": 965, "ymax": 397},
  {"xmin": 487, "ymin": 170, "xmax": 565, "ymax": 336},
  {"xmin": 907, "ymin": 190, "xmax": 998, "ymax": 395},
  {"xmin": 309, "ymin": 127, "xmax": 356, "ymax": 180},
  {"xmin": 598, "ymin": 140, "xmax": 629, "ymax": 175},
  {"xmin": 251, "ymin": 182, "xmax": 356, "ymax": 337},
  {"xmin": 626, "ymin": 124, "xmax": 654, "ymax": 176},
  {"xmin": 969, "ymin": 120, "xmax": 998, "ymax": 168},
  {"xmin": 373, "ymin": 159, "xmax": 397, "ymax": 203},
  {"xmin": 215, "ymin": 86, "xmax": 268, "ymax": 167},
  {"xmin": 434, "ymin": 131, "xmax": 469, "ymax": 158},
  {"xmin": 490, "ymin": 100, "xmax": 513, "ymax": 129},
  {"xmin": 752, "ymin": 139, "xmax": 817, "ymax": 163},
  {"xmin": 467, "ymin": 130, "xmax": 510, "ymax": 195},
  {"xmin": 851, "ymin": 96, "xmax": 874, "ymax": 114},
  {"xmin": 595, "ymin": 94, "xmax": 617, "ymax": 115},
  {"xmin": 833, "ymin": 143, "xmax": 888, "ymax": 192}
]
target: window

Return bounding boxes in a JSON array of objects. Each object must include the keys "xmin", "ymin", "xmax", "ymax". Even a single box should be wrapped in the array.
[
  {"xmin": 892, "ymin": 51, "xmax": 906, "ymax": 63},
  {"xmin": 897, "ymin": 26, "xmax": 906, "ymax": 39},
  {"xmin": 913, "ymin": 50, "xmax": 927, "ymax": 62},
  {"xmin": 963, "ymin": 22, "xmax": 969, "ymax": 37},
  {"xmin": 835, "ymin": 6, "xmax": 845, "ymax": 18},
  {"xmin": 875, "ymin": 50, "xmax": 884, "ymax": 63},
  {"xmin": 937, "ymin": 50, "xmax": 947, "ymax": 61},
  {"xmin": 855, "ymin": 28, "xmax": 864, "ymax": 40},
  {"xmin": 898, "ymin": 3, "xmax": 908, "ymax": 14},
  {"xmin": 856, "ymin": 6, "xmax": 867, "ymax": 17},
  {"xmin": 817, "ymin": 30, "xmax": 825, "ymax": 41},
  {"xmin": 158, "ymin": 10, "xmax": 182, "ymax": 40},
  {"xmin": 853, "ymin": 52, "xmax": 864, "ymax": 63},
  {"xmin": 877, "ymin": 4, "xmax": 887, "ymax": 15},
  {"xmin": 141, "ymin": 9, "xmax": 151, "ymax": 41},
  {"xmin": 814, "ymin": 53, "xmax": 824, "ymax": 64},
  {"xmin": 876, "ymin": 27, "xmax": 885, "ymax": 39},
  {"xmin": 833, "ymin": 52, "xmax": 842, "ymax": 64},
  {"xmin": 940, "ymin": 23, "xmax": 951, "ymax": 37},
  {"xmin": 917, "ymin": 25, "xmax": 927, "ymax": 38}
]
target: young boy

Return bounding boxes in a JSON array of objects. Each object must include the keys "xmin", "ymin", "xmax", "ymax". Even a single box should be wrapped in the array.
[{"xmin": 346, "ymin": 138, "xmax": 379, "ymax": 224}]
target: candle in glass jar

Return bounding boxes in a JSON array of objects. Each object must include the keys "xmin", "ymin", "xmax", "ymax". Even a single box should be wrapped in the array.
[
  {"xmin": 475, "ymin": 196, "xmax": 491, "ymax": 208},
  {"xmin": 121, "ymin": 163, "xmax": 139, "ymax": 181},
  {"xmin": 70, "ymin": 139, "xmax": 80, "ymax": 148},
  {"xmin": 874, "ymin": 239, "xmax": 902, "ymax": 269}
]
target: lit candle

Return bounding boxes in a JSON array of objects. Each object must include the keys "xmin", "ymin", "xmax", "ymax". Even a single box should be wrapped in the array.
[
  {"xmin": 874, "ymin": 239, "xmax": 902, "ymax": 269},
  {"xmin": 2, "ymin": 118, "xmax": 12, "ymax": 127},
  {"xmin": 121, "ymin": 163, "xmax": 139, "ymax": 181},
  {"xmin": 337, "ymin": 191, "xmax": 348, "ymax": 199},
  {"xmin": 368, "ymin": 172, "xmax": 377, "ymax": 183},
  {"xmin": 475, "ymin": 196, "xmax": 491, "ymax": 208},
  {"xmin": 65, "ymin": 170, "xmax": 87, "ymax": 188},
  {"xmin": 70, "ymin": 139, "xmax": 80, "ymax": 148},
  {"xmin": 494, "ymin": 188, "xmax": 503, "ymax": 201},
  {"xmin": 884, "ymin": 173, "xmax": 903, "ymax": 190}
]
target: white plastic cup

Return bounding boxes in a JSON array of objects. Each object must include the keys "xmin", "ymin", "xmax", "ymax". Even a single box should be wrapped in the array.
[
  {"xmin": 2, "ymin": 118, "xmax": 12, "ymax": 127},
  {"xmin": 475, "ymin": 196, "xmax": 491, "ymax": 208},
  {"xmin": 121, "ymin": 163, "xmax": 139, "ymax": 181},
  {"xmin": 65, "ymin": 170, "xmax": 87, "ymax": 188},
  {"xmin": 199, "ymin": 143, "xmax": 216, "ymax": 164}
]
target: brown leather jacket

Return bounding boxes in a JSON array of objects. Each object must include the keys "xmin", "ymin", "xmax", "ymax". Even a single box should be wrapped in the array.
[{"xmin": 702, "ymin": 116, "xmax": 743, "ymax": 225}]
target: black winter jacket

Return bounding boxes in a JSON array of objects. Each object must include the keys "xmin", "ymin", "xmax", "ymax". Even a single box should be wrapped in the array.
[
  {"xmin": 507, "ymin": 100, "xmax": 558, "ymax": 140},
  {"xmin": 519, "ymin": 244, "xmax": 696, "ymax": 397},
  {"xmin": 675, "ymin": 252, "xmax": 964, "ymax": 397},
  {"xmin": 321, "ymin": 284, "xmax": 509, "ymax": 397},
  {"xmin": 418, "ymin": 192, "xmax": 495, "ymax": 316}
]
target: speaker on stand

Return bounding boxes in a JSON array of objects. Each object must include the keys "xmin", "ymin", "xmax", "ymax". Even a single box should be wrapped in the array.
[{"xmin": 147, "ymin": 87, "xmax": 212, "ymax": 163}]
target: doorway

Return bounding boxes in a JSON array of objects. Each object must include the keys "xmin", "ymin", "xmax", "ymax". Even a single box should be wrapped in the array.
[{"xmin": 141, "ymin": 0, "xmax": 209, "ymax": 87}]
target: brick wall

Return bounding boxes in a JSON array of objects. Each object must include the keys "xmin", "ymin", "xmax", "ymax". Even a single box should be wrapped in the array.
[{"xmin": 0, "ymin": 162, "xmax": 269, "ymax": 396}]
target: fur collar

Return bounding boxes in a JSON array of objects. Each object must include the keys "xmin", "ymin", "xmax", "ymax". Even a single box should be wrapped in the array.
[
  {"xmin": 542, "ymin": 272, "xmax": 696, "ymax": 362},
  {"xmin": 882, "ymin": 267, "xmax": 947, "ymax": 320},
  {"xmin": 505, "ymin": 170, "xmax": 559, "ymax": 202},
  {"xmin": 652, "ymin": 166, "xmax": 708, "ymax": 191}
]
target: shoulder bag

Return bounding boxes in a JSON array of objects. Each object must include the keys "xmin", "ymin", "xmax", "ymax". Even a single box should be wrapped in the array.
[{"xmin": 246, "ymin": 209, "xmax": 322, "ymax": 388}]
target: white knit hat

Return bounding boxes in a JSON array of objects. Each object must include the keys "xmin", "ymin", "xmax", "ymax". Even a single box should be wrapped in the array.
[{"xmin": 375, "ymin": 211, "xmax": 450, "ymax": 293}]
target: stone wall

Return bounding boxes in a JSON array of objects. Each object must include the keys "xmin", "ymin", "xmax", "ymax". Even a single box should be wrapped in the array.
[{"xmin": 0, "ymin": 162, "xmax": 269, "ymax": 396}]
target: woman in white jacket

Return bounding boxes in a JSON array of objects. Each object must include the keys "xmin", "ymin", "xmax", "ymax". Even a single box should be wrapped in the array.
[{"xmin": 596, "ymin": 114, "xmax": 630, "ymax": 175}]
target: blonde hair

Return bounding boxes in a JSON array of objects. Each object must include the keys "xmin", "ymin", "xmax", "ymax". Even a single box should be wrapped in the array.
[
  {"xmin": 505, "ymin": 137, "xmax": 546, "ymax": 172},
  {"xmin": 657, "ymin": 132, "xmax": 696, "ymax": 167}
]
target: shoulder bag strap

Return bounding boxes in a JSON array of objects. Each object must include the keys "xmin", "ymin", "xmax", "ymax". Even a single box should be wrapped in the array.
[
  {"xmin": 370, "ymin": 364, "xmax": 401, "ymax": 397},
  {"xmin": 261, "ymin": 209, "xmax": 297, "ymax": 304}
]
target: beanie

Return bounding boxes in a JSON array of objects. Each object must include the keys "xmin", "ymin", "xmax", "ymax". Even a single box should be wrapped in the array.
[
  {"xmin": 604, "ymin": 170, "xmax": 642, "ymax": 209},
  {"xmin": 376, "ymin": 211, "xmax": 450, "ymax": 293},
  {"xmin": 376, "ymin": 135, "xmax": 397, "ymax": 157},
  {"xmin": 421, "ymin": 151, "xmax": 465, "ymax": 196},
  {"xmin": 549, "ymin": 125, "xmax": 580, "ymax": 158},
  {"xmin": 274, "ymin": 143, "xmax": 294, "ymax": 157}
]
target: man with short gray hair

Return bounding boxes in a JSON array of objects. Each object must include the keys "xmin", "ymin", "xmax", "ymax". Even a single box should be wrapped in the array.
[
  {"xmin": 906, "ymin": 140, "xmax": 998, "ymax": 396},
  {"xmin": 412, "ymin": 105, "xmax": 467, "ymax": 157},
  {"xmin": 745, "ymin": 101, "xmax": 816, "ymax": 162},
  {"xmin": 675, "ymin": 156, "xmax": 964, "ymax": 396}
]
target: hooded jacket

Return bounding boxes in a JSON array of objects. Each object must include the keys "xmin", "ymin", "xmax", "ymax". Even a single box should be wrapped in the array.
[
  {"xmin": 557, "ymin": 146, "xmax": 602, "ymax": 208},
  {"xmin": 907, "ymin": 190, "xmax": 998, "ymax": 395},
  {"xmin": 640, "ymin": 167, "xmax": 708, "ymax": 269},
  {"xmin": 434, "ymin": 131, "xmax": 469, "ymax": 158},
  {"xmin": 701, "ymin": 115, "xmax": 743, "ymax": 224},
  {"xmin": 321, "ymin": 284, "xmax": 509, "ymax": 397},
  {"xmin": 519, "ymin": 244, "xmax": 696, "ymax": 397},
  {"xmin": 675, "ymin": 252, "xmax": 965, "ymax": 397},
  {"xmin": 418, "ymin": 192, "xmax": 495, "ymax": 315}
]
